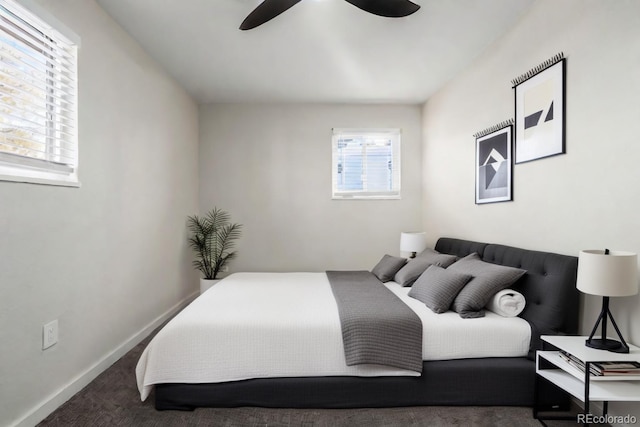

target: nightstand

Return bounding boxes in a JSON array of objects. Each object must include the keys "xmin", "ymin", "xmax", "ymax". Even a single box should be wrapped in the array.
[{"xmin": 535, "ymin": 335, "xmax": 640, "ymax": 425}]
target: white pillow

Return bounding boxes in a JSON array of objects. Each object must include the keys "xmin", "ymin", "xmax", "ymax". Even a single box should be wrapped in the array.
[{"xmin": 486, "ymin": 289, "xmax": 526, "ymax": 317}]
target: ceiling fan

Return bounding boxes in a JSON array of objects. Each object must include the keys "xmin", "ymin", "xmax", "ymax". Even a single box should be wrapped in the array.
[{"xmin": 240, "ymin": 0, "xmax": 421, "ymax": 30}]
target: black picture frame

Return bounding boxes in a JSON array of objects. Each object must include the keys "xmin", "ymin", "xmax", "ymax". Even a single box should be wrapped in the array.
[
  {"xmin": 513, "ymin": 57, "xmax": 566, "ymax": 164},
  {"xmin": 475, "ymin": 124, "xmax": 513, "ymax": 204}
]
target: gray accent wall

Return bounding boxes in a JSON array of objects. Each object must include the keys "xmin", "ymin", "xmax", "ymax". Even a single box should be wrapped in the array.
[
  {"xmin": 0, "ymin": 1, "xmax": 199, "ymax": 425},
  {"xmin": 199, "ymin": 103, "xmax": 423, "ymax": 272}
]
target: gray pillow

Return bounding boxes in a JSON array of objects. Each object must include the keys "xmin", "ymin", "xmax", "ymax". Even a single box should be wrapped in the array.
[
  {"xmin": 408, "ymin": 265, "xmax": 473, "ymax": 313},
  {"xmin": 416, "ymin": 248, "xmax": 458, "ymax": 265},
  {"xmin": 371, "ymin": 254, "xmax": 407, "ymax": 282},
  {"xmin": 448, "ymin": 253, "xmax": 526, "ymax": 318},
  {"xmin": 394, "ymin": 250, "xmax": 458, "ymax": 287}
]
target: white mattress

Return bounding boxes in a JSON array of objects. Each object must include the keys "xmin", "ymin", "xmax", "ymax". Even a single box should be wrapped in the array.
[{"xmin": 136, "ymin": 272, "xmax": 530, "ymax": 401}]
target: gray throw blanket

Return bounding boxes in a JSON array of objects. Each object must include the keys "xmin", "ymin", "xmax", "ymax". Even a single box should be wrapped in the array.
[{"xmin": 326, "ymin": 270, "xmax": 423, "ymax": 373}]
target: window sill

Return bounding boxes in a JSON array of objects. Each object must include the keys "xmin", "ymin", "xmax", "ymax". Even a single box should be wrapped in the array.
[
  {"xmin": 0, "ymin": 171, "xmax": 80, "ymax": 188},
  {"xmin": 332, "ymin": 195, "xmax": 401, "ymax": 200}
]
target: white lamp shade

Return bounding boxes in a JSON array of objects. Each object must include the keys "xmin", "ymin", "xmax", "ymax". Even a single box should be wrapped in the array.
[
  {"xmin": 400, "ymin": 232, "xmax": 427, "ymax": 254},
  {"xmin": 576, "ymin": 250, "xmax": 639, "ymax": 297}
]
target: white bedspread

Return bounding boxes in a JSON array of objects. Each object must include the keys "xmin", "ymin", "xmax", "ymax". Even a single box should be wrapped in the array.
[{"xmin": 136, "ymin": 272, "xmax": 530, "ymax": 400}]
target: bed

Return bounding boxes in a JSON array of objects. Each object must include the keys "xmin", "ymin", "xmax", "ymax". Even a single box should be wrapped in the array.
[{"xmin": 136, "ymin": 237, "xmax": 579, "ymax": 410}]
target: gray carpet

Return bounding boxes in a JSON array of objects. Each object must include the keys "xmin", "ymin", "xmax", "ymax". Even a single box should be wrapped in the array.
[{"xmin": 38, "ymin": 331, "xmax": 592, "ymax": 427}]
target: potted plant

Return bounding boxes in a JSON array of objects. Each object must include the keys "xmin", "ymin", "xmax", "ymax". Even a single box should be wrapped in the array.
[{"xmin": 187, "ymin": 207, "xmax": 242, "ymax": 293}]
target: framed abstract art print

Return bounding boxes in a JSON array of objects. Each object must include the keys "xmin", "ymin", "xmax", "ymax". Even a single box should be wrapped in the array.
[
  {"xmin": 475, "ymin": 122, "xmax": 513, "ymax": 204},
  {"xmin": 513, "ymin": 53, "xmax": 566, "ymax": 164}
]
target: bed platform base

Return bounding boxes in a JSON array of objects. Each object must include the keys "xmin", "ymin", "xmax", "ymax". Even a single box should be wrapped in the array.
[{"xmin": 155, "ymin": 358, "xmax": 566, "ymax": 411}]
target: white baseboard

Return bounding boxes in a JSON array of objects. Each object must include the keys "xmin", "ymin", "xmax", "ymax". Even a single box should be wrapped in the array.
[{"xmin": 10, "ymin": 292, "xmax": 198, "ymax": 427}]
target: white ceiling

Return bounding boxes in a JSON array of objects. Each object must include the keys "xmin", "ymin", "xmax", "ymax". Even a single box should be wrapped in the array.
[{"xmin": 95, "ymin": 0, "xmax": 535, "ymax": 104}]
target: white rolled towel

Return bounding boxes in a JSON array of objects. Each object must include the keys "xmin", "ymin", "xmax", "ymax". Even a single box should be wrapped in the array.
[{"xmin": 486, "ymin": 289, "xmax": 526, "ymax": 317}]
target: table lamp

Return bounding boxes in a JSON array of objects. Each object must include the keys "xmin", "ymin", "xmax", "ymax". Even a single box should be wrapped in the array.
[
  {"xmin": 576, "ymin": 249, "xmax": 638, "ymax": 353},
  {"xmin": 400, "ymin": 232, "xmax": 427, "ymax": 259}
]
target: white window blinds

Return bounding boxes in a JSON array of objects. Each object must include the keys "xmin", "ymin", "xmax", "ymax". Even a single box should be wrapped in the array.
[
  {"xmin": 332, "ymin": 128, "xmax": 401, "ymax": 199},
  {"xmin": 0, "ymin": 0, "xmax": 79, "ymax": 186}
]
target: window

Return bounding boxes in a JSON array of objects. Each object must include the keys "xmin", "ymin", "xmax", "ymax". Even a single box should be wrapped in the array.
[
  {"xmin": 0, "ymin": 0, "xmax": 79, "ymax": 186},
  {"xmin": 332, "ymin": 128, "xmax": 401, "ymax": 199}
]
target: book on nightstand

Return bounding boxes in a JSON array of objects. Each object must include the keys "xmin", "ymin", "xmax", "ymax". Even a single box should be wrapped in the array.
[
  {"xmin": 559, "ymin": 351, "xmax": 640, "ymax": 376},
  {"xmin": 591, "ymin": 361, "xmax": 640, "ymax": 375}
]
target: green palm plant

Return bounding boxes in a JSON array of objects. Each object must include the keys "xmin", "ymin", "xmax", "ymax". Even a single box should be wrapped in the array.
[{"xmin": 187, "ymin": 208, "xmax": 242, "ymax": 280}]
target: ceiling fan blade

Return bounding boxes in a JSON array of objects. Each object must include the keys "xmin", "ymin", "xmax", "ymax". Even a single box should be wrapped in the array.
[
  {"xmin": 240, "ymin": 0, "xmax": 302, "ymax": 30},
  {"xmin": 343, "ymin": 0, "xmax": 420, "ymax": 18}
]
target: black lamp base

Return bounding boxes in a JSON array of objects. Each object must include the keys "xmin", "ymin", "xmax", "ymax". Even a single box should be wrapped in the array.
[
  {"xmin": 585, "ymin": 338, "xmax": 628, "ymax": 353},
  {"xmin": 586, "ymin": 296, "xmax": 630, "ymax": 354}
]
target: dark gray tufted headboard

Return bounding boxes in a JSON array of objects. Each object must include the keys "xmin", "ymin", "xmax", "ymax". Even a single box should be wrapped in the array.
[{"xmin": 435, "ymin": 237, "xmax": 579, "ymax": 358}]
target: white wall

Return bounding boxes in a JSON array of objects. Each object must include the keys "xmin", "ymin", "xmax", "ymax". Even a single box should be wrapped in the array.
[
  {"xmin": 199, "ymin": 103, "xmax": 422, "ymax": 272},
  {"xmin": 0, "ymin": 1, "xmax": 200, "ymax": 426},
  {"xmin": 422, "ymin": 0, "xmax": 640, "ymax": 420}
]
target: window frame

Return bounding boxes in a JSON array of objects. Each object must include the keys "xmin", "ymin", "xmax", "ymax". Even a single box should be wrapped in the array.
[
  {"xmin": 0, "ymin": 0, "xmax": 80, "ymax": 187},
  {"xmin": 331, "ymin": 128, "xmax": 401, "ymax": 200}
]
